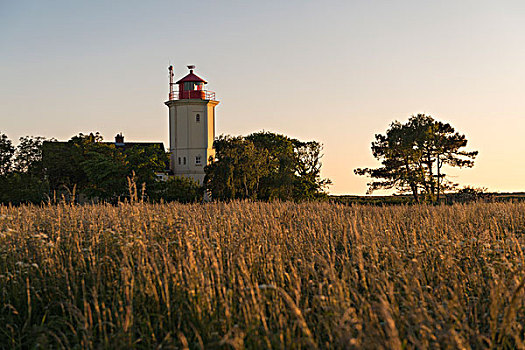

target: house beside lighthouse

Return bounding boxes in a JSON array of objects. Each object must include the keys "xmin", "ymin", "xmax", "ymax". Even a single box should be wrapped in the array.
[{"xmin": 165, "ymin": 65, "xmax": 219, "ymax": 184}]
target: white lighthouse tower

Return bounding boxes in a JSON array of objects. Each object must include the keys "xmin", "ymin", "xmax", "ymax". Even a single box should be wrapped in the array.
[{"xmin": 165, "ymin": 65, "xmax": 219, "ymax": 184}]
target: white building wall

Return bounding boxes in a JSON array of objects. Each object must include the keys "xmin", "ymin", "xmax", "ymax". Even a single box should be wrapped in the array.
[{"xmin": 165, "ymin": 99, "xmax": 219, "ymax": 185}]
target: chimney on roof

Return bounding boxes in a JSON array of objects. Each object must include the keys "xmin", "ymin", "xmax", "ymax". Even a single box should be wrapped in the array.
[{"xmin": 115, "ymin": 133, "xmax": 124, "ymax": 145}]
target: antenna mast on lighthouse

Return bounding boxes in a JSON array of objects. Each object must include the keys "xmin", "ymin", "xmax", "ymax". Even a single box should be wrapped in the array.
[{"xmin": 168, "ymin": 65, "xmax": 175, "ymax": 100}]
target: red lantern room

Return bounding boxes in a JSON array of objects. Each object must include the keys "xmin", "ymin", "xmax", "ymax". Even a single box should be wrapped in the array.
[{"xmin": 168, "ymin": 65, "xmax": 216, "ymax": 101}]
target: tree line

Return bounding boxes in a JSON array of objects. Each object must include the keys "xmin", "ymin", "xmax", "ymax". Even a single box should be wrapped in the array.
[
  {"xmin": 0, "ymin": 113, "xmax": 478, "ymax": 204},
  {"xmin": 0, "ymin": 133, "xmax": 201, "ymax": 204},
  {"xmin": 0, "ymin": 131, "xmax": 331, "ymax": 204}
]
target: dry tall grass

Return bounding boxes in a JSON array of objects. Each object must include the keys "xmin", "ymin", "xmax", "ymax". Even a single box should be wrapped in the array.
[{"xmin": 1, "ymin": 201, "xmax": 524, "ymax": 349}]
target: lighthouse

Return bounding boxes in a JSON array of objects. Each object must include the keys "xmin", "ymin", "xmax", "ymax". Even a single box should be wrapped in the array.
[{"xmin": 165, "ymin": 65, "xmax": 219, "ymax": 184}]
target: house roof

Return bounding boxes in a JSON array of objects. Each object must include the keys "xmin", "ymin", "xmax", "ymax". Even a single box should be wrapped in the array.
[
  {"xmin": 44, "ymin": 141, "xmax": 164, "ymax": 149},
  {"xmin": 107, "ymin": 142, "xmax": 164, "ymax": 151},
  {"xmin": 175, "ymin": 71, "xmax": 207, "ymax": 84},
  {"xmin": 42, "ymin": 140, "xmax": 169, "ymax": 170}
]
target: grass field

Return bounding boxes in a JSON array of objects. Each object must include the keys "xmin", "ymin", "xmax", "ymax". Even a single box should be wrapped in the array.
[{"xmin": 1, "ymin": 201, "xmax": 525, "ymax": 349}]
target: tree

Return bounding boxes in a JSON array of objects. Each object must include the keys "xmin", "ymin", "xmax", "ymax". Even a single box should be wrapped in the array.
[
  {"xmin": 293, "ymin": 140, "xmax": 329, "ymax": 199},
  {"xmin": 42, "ymin": 133, "xmax": 101, "ymax": 197},
  {"xmin": 123, "ymin": 143, "xmax": 169, "ymax": 196},
  {"xmin": 205, "ymin": 131, "xmax": 330, "ymax": 201},
  {"xmin": 204, "ymin": 136, "xmax": 269, "ymax": 200},
  {"xmin": 355, "ymin": 114, "xmax": 478, "ymax": 203},
  {"xmin": 0, "ymin": 172, "xmax": 49, "ymax": 205},
  {"xmin": 13, "ymin": 136, "xmax": 47, "ymax": 174},
  {"xmin": 0, "ymin": 134, "xmax": 50, "ymax": 204},
  {"xmin": 154, "ymin": 176, "xmax": 203, "ymax": 203},
  {"xmin": 246, "ymin": 132, "xmax": 298, "ymax": 199},
  {"xmin": 0, "ymin": 132, "xmax": 15, "ymax": 176},
  {"xmin": 81, "ymin": 143, "xmax": 129, "ymax": 201}
]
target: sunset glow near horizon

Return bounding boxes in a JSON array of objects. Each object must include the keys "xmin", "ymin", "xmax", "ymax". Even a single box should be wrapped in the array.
[{"xmin": 1, "ymin": 0, "xmax": 524, "ymax": 195}]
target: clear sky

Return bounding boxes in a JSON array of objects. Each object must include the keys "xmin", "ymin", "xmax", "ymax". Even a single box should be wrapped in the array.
[{"xmin": 1, "ymin": 0, "xmax": 524, "ymax": 194}]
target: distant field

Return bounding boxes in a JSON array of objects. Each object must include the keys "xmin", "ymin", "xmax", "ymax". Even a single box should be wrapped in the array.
[
  {"xmin": 331, "ymin": 192, "xmax": 525, "ymax": 205},
  {"xmin": 1, "ymin": 202, "xmax": 525, "ymax": 349}
]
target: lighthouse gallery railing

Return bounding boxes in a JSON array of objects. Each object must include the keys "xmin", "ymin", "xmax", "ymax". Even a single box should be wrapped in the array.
[{"xmin": 168, "ymin": 90, "xmax": 216, "ymax": 101}]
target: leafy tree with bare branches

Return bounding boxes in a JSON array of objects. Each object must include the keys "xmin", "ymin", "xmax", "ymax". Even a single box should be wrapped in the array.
[{"xmin": 355, "ymin": 114, "xmax": 478, "ymax": 203}]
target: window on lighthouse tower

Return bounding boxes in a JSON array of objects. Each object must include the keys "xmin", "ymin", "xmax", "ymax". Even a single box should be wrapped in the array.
[{"xmin": 196, "ymin": 114, "xmax": 200, "ymax": 122}]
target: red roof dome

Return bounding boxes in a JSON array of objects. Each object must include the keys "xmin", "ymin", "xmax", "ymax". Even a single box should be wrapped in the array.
[{"xmin": 176, "ymin": 70, "xmax": 207, "ymax": 84}]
